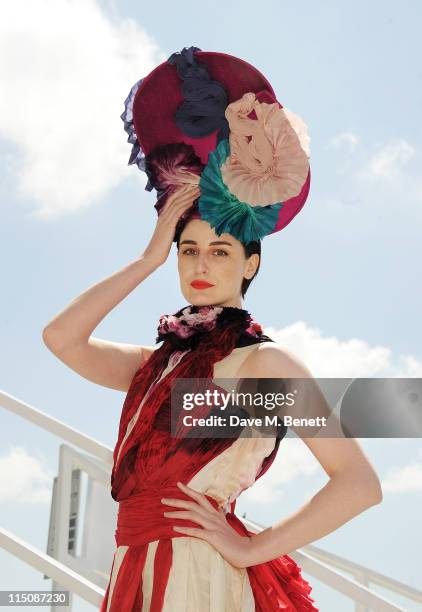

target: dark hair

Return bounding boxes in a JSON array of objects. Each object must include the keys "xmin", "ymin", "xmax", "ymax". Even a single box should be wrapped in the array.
[
  {"xmin": 241, "ymin": 240, "xmax": 261, "ymax": 297},
  {"xmin": 175, "ymin": 230, "xmax": 261, "ymax": 298}
]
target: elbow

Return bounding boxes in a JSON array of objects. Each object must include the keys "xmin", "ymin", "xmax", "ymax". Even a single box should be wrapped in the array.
[
  {"xmin": 42, "ymin": 325, "xmax": 53, "ymax": 347},
  {"xmin": 360, "ymin": 473, "xmax": 383, "ymax": 508},
  {"xmin": 42, "ymin": 324, "xmax": 87, "ymax": 356},
  {"xmin": 368, "ymin": 478, "xmax": 383, "ymax": 506},
  {"xmin": 370, "ymin": 478, "xmax": 383, "ymax": 506},
  {"xmin": 336, "ymin": 468, "xmax": 383, "ymax": 510},
  {"xmin": 42, "ymin": 325, "xmax": 55, "ymax": 344},
  {"xmin": 42, "ymin": 325, "xmax": 63, "ymax": 353}
]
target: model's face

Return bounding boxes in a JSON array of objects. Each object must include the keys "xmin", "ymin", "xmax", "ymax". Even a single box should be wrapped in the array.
[{"xmin": 177, "ymin": 219, "xmax": 259, "ymax": 308}]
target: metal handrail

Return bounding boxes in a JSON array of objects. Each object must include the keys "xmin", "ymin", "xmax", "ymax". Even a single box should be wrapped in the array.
[
  {"xmin": 300, "ymin": 542, "xmax": 422, "ymax": 605},
  {"xmin": 242, "ymin": 517, "xmax": 410, "ymax": 612},
  {"xmin": 243, "ymin": 516, "xmax": 421, "ymax": 604},
  {"xmin": 1, "ymin": 389, "xmax": 420, "ymax": 611},
  {"xmin": 1, "ymin": 390, "xmax": 113, "ymax": 463},
  {"xmin": 0, "ymin": 527, "xmax": 104, "ymax": 607}
]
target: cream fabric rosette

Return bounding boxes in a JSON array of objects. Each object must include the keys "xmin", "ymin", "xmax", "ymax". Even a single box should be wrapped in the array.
[{"xmin": 221, "ymin": 92, "xmax": 310, "ymax": 206}]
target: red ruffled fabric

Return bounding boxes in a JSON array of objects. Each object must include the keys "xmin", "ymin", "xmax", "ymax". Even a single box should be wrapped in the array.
[{"xmin": 226, "ymin": 511, "xmax": 317, "ymax": 611}]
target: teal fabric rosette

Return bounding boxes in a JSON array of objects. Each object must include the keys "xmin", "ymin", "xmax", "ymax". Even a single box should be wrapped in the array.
[{"xmin": 198, "ymin": 139, "xmax": 283, "ymax": 244}]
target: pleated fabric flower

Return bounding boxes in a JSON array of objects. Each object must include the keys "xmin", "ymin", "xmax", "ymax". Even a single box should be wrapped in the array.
[
  {"xmin": 198, "ymin": 138, "xmax": 282, "ymax": 243},
  {"xmin": 222, "ymin": 92, "xmax": 310, "ymax": 206}
]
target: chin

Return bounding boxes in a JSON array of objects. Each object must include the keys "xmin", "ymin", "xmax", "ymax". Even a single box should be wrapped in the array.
[
  {"xmin": 183, "ymin": 289, "xmax": 220, "ymax": 306},
  {"xmin": 190, "ymin": 296, "xmax": 215, "ymax": 305}
]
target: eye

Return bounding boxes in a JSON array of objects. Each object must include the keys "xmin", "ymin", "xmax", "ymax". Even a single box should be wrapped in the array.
[
  {"xmin": 181, "ymin": 248, "xmax": 197, "ymax": 255},
  {"xmin": 213, "ymin": 249, "xmax": 228, "ymax": 256}
]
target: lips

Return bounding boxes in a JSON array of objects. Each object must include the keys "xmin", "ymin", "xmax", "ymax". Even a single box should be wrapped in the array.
[{"xmin": 190, "ymin": 280, "xmax": 215, "ymax": 289}]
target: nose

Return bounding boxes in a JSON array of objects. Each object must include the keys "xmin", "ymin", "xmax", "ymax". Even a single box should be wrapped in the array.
[{"xmin": 193, "ymin": 253, "xmax": 209, "ymax": 275}]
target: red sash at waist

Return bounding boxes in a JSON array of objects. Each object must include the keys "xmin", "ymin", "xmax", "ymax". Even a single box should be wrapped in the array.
[
  {"xmin": 115, "ymin": 484, "xmax": 234, "ymax": 547},
  {"xmin": 109, "ymin": 484, "xmax": 318, "ymax": 611}
]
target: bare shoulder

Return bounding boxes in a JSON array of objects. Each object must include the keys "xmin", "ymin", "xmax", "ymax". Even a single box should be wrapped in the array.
[
  {"xmin": 239, "ymin": 342, "xmax": 313, "ymax": 379},
  {"xmin": 142, "ymin": 345, "xmax": 157, "ymax": 360}
]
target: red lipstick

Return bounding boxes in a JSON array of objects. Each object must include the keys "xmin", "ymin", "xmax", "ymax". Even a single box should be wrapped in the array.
[{"xmin": 190, "ymin": 280, "xmax": 215, "ymax": 289}]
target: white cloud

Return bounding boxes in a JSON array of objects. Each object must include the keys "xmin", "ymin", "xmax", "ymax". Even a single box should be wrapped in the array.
[
  {"xmin": 319, "ymin": 134, "xmax": 422, "ymax": 225},
  {"xmin": 328, "ymin": 131, "xmax": 360, "ymax": 152},
  {"xmin": 0, "ymin": 0, "xmax": 166, "ymax": 218},
  {"xmin": 353, "ymin": 139, "xmax": 422, "ymax": 217},
  {"xmin": 393, "ymin": 355, "xmax": 422, "ymax": 378},
  {"xmin": 0, "ymin": 446, "xmax": 54, "ymax": 504},
  {"xmin": 380, "ymin": 447, "xmax": 422, "ymax": 494},
  {"xmin": 358, "ymin": 139, "xmax": 416, "ymax": 181},
  {"xmin": 382, "ymin": 461, "xmax": 422, "ymax": 493},
  {"xmin": 262, "ymin": 320, "xmax": 421, "ymax": 378}
]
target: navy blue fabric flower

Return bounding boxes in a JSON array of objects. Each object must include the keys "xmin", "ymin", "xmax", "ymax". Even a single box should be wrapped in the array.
[{"xmin": 168, "ymin": 46, "xmax": 229, "ymax": 142}]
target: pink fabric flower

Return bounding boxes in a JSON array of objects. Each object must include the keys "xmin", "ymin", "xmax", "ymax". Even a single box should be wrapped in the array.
[
  {"xmin": 183, "ymin": 306, "xmax": 222, "ymax": 329},
  {"xmin": 164, "ymin": 316, "xmax": 180, "ymax": 332},
  {"xmin": 221, "ymin": 92, "xmax": 310, "ymax": 206},
  {"xmin": 158, "ymin": 305, "xmax": 223, "ymax": 339}
]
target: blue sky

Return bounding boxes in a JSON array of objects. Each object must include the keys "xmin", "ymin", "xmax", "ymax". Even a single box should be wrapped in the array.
[{"xmin": 1, "ymin": 0, "xmax": 421, "ymax": 609}]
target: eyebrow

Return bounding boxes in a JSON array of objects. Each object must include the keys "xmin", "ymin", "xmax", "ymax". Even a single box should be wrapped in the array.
[{"xmin": 179, "ymin": 240, "xmax": 233, "ymax": 247}]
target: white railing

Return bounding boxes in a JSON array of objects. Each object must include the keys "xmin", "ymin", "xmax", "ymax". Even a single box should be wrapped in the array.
[
  {"xmin": 1, "ymin": 389, "xmax": 421, "ymax": 611},
  {"xmin": 0, "ymin": 527, "xmax": 103, "ymax": 607}
]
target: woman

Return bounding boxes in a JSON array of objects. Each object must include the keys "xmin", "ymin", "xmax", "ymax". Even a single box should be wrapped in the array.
[{"xmin": 43, "ymin": 47, "xmax": 383, "ymax": 611}]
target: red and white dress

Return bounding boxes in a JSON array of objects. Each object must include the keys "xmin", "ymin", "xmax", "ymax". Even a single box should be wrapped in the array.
[{"xmin": 100, "ymin": 338, "xmax": 318, "ymax": 611}]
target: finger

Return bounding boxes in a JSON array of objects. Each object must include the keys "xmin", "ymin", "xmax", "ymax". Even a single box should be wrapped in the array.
[
  {"xmin": 162, "ymin": 500, "xmax": 216, "ymax": 523},
  {"xmin": 173, "ymin": 183, "xmax": 190, "ymax": 195},
  {"xmin": 165, "ymin": 510, "xmax": 217, "ymax": 530},
  {"xmin": 169, "ymin": 184, "xmax": 200, "ymax": 200},
  {"xmin": 158, "ymin": 188, "xmax": 189, "ymax": 214},
  {"xmin": 170, "ymin": 194, "xmax": 199, "ymax": 213},
  {"xmin": 177, "ymin": 482, "xmax": 216, "ymax": 512},
  {"xmin": 157, "ymin": 189, "xmax": 200, "ymax": 228},
  {"xmin": 174, "ymin": 187, "xmax": 200, "ymax": 203},
  {"xmin": 166, "ymin": 184, "xmax": 199, "ymax": 203},
  {"xmin": 161, "ymin": 202, "xmax": 198, "ymax": 228},
  {"xmin": 173, "ymin": 525, "xmax": 210, "ymax": 540},
  {"xmin": 160, "ymin": 192, "xmax": 199, "ymax": 220},
  {"xmin": 161, "ymin": 499, "xmax": 200, "ymax": 511},
  {"xmin": 159, "ymin": 205, "xmax": 195, "ymax": 228}
]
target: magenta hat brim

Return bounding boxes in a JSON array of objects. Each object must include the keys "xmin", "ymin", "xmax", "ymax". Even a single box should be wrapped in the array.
[{"xmin": 130, "ymin": 48, "xmax": 310, "ymax": 239}]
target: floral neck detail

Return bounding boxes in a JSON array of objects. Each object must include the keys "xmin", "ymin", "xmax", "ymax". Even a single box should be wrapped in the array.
[{"xmin": 156, "ymin": 304, "xmax": 263, "ymax": 349}]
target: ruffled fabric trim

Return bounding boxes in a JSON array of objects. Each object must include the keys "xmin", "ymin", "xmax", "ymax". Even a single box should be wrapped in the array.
[
  {"xmin": 226, "ymin": 512, "xmax": 318, "ymax": 611},
  {"xmin": 221, "ymin": 92, "xmax": 310, "ymax": 206},
  {"xmin": 198, "ymin": 138, "xmax": 283, "ymax": 243},
  {"xmin": 156, "ymin": 304, "xmax": 264, "ymax": 350},
  {"xmin": 120, "ymin": 77, "xmax": 155, "ymax": 191}
]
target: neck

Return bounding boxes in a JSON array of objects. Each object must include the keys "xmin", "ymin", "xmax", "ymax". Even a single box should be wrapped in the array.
[{"xmin": 192, "ymin": 300, "xmax": 244, "ymax": 309}]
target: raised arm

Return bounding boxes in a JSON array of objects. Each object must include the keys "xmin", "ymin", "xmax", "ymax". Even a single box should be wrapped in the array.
[{"xmin": 42, "ymin": 184, "xmax": 200, "ymax": 392}]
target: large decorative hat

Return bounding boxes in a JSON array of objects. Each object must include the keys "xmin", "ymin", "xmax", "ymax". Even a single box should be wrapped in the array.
[{"xmin": 121, "ymin": 46, "xmax": 311, "ymax": 243}]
